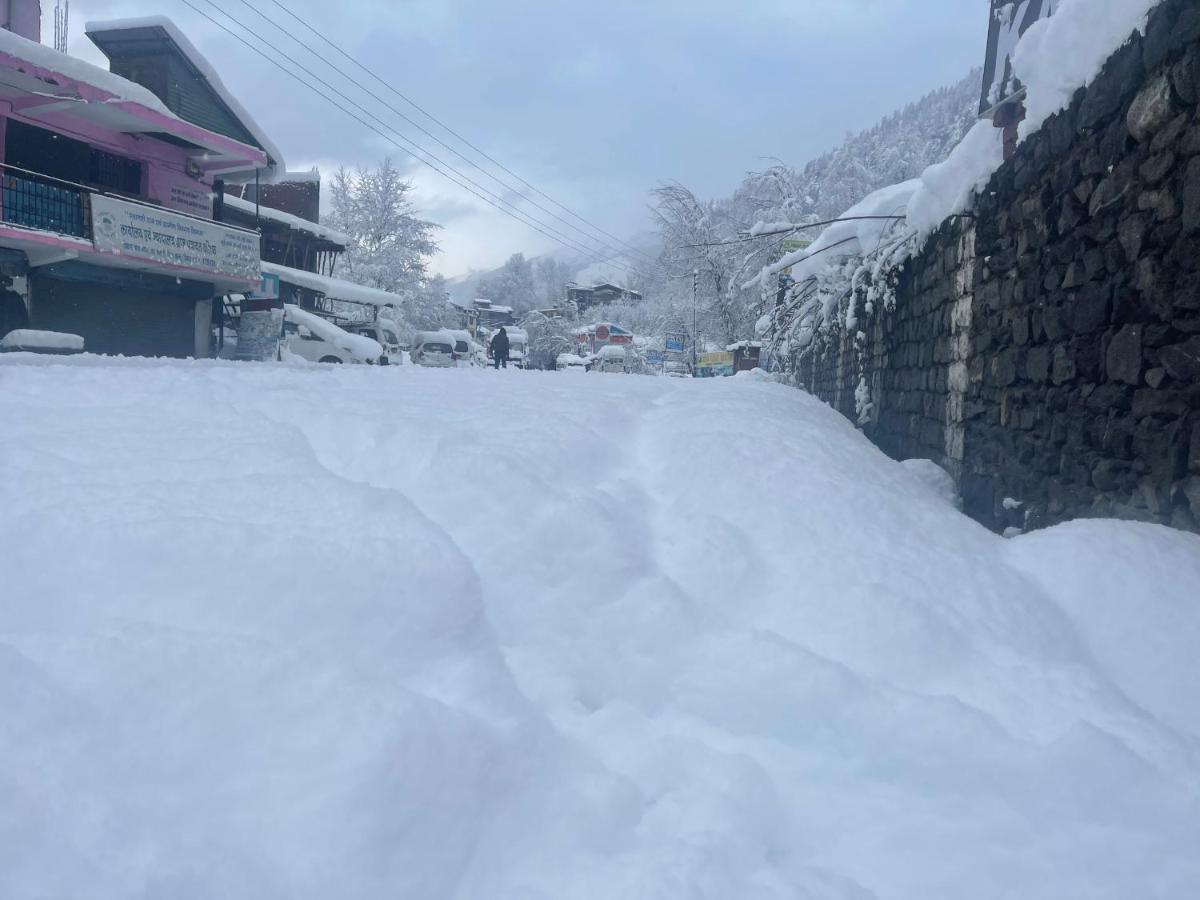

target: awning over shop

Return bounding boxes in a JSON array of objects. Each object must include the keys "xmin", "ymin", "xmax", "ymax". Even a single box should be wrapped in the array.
[{"xmin": 261, "ymin": 262, "xmax": 403, "ymax": 309}]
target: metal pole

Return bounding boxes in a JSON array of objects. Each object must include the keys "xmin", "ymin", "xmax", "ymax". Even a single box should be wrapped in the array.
[{"xmin": 692, "ymin": 268, "xmax": 698, "ymax": 375}]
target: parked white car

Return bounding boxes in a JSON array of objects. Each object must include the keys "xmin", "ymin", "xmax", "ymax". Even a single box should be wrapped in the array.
[
  {"xmin": 556, "ymin": 352, "xmax": 587, "ymax": 373},
  {"xmin": 506, "ymin": 327, "xmax": 528, "ymax": 368},
  {"xmin": 410, "ymin": 331, "xmax": 457, "ymax": 367},
  {"xmin": 484, "ymin": 326, "xmax": 529, "ymax": 368},
  {"xmin": 283, "ymin": 305, "xmax": 383, "ymax": 365},
  {"xmin": 445, "ymin": 329, "xmax": 486, "ymax": 367},
  {"xmin": 351, "ymin": 321, "xmax": 403, "ymax": 364},
  {"xmin": 593, "ymin": 344, "xmax": 631, "ymax": 374}
]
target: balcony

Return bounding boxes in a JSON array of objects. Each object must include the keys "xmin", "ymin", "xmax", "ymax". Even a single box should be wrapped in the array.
[
  {"xmin": 2, "ymin": 167, "xmax": 88, "ymax": 238},
  {"xmin": 0, "ymin": 163, "xmax": 261, "ymax": 289}
]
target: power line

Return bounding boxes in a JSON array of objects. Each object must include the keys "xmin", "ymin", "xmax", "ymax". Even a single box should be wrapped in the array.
[
  {"xmin": 685, "ymin": 215, "xmax": 909, "ymax": 249},
  {"xmin": 261, "ymin": 0, "xmax": 657, "ymax": 268},
  {"xmin": 225, "ymin": 0, "xmax": 654, "ymax": 269},
  {"xmin": 177, "ymin": 0, "xmax": 650, "ymax": 279},
  {"xmin": 178, "ymin": 0, "xmax": 611, "ymax": 267},
  {"xmin": 739, "ymin": 234, "xmax": 859, "ymax": 291}
]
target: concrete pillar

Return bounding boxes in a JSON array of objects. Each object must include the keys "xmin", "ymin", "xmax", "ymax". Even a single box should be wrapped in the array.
[{"xmin": 193, "ymin": 297, "xmax": 213, "ymax": 358}]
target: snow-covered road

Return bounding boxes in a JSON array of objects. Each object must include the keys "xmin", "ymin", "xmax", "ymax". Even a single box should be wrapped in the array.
[{"xmin": 2, "ymin": 355, "xmax": 1199, "ymax": 899}]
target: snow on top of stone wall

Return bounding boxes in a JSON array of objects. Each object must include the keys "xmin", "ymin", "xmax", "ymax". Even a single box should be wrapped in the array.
[
  {"xmin": 771, "ymin": 0, "xmax": 1164, "ymax": 287},
  {"xmin": 1014, "ymin": 0, "xmax": 1163, "ymax": 136},
  {"xmin": 764, "ymin": 0, "xmax": 1167, "ymax": 364}
]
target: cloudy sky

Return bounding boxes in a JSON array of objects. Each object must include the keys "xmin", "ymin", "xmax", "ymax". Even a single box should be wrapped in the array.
[{"xmin": 60, "ymin": 1, "xmax": 984, "ymax": 277}]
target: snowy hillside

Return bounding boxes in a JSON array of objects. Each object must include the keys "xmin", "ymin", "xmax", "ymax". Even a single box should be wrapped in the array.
[
  {"xmin": 2, "ymin": 355, "xmax": 1199, "ymax": 899},
  {"xmin": 791, "ymin": 70, "xmax": 982, "ymax": 221}
]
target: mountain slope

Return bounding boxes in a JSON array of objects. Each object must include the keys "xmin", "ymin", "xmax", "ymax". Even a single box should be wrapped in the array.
[{"xmin": 770, "ymin": 69, "xmax": 983, "ymax": 223}]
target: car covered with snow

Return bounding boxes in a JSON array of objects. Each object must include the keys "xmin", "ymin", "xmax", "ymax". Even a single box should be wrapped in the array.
[
  {"xmin": 555, "ymin": 353, "xmax": 588, "ymax": 373},
  {"xmin": 351, "ymin": 322, "xmax": 403, "ymax": 364},
  {"xmin": 483, "ymin": 326, "xmax": 528, "ymax": 368},
  {"xmin": 592, "ymin": 343, "xmax": 645, "ymax": 374},
  {"xmin": 505, "ymin": 328, "xmax": 529, "ymax": 368},
  {"xmin": 410, "ymin": 331, "xmax": 457, "ymax": 367},
  {"xmin": 445, "ymin": 329, "xmax": 485, "ymax": 367},
  {"xmin": 283, "ymin": 305, "xmax": 383, "ymax": 365}
]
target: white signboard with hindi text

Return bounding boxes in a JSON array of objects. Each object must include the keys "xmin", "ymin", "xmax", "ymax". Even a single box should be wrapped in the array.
[{"xmin": 91, "ymin": 194, "xmax": 260, "ymax": 284}]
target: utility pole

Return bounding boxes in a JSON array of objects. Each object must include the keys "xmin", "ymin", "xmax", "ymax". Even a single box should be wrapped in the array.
[{"xmin": 692, "ymin": 268, "xmax": 699, "ymax": 375}]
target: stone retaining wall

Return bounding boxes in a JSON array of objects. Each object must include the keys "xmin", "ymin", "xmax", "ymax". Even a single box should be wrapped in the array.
[{"xmin": 800, "ymin": 0, "xmax": 1200, "ymax": 534}]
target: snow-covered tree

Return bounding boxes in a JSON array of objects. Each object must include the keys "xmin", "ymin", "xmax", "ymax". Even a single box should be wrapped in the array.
[
  {"xmin": 406, "ymin": 274, "xmax": 456, "ymax": 330},
  {"xmin": 635, "ymin": 68, "xmax": 982, "ymax": 347},
  {"xmin": 326, "ymin": 159, "xmax": 440, "ymax": 296},
  {"xmin": 532, "ymin": 256, "xmax": 575, "ymax": 309},
  {"xmin": 645, "ymin": 183, "xmax": 778, "ymax": 347},
  {"xmin": 478, "ymin": 253, "xmax": 537, "ymax": 313},
  {"xmin": 520, "ymin": 309, "xmax": 576, "ymax": 366}
]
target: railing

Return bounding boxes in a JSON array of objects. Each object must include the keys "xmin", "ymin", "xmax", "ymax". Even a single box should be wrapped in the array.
[
  {"xmin": 1, "ymin": 166, "xmax": 88, "ymax": 238},
  {"xmin": 0, "ymin": 162, "xmax": 260, "ymax": 243}
]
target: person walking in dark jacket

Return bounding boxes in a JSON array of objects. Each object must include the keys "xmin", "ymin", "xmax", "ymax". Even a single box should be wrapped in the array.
[{"xmin": 491, "ymin": 327, "xmax": 510, "ymax": 369}]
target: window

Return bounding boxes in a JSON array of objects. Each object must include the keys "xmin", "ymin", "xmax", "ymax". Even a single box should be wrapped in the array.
[
  {"xmin": 89, "ymin": 148, "xmax": 142, "ymax": 195},
  {"xmin": 4, "ymin": 120, "xmax": 143, "ymax": 195},
  {"xmin": 5, "ymin": 120, "xmax": 88, "ymax": 182}
]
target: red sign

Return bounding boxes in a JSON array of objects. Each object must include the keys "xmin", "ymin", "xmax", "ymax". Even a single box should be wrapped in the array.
[{"xmin": 595, "ymin": 325, "xmax": 610, "ymax": 341}]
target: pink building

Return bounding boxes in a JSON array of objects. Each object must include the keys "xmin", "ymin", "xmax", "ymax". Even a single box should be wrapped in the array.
[{"xmin": 0, "ymin": 2, "xmax": 267, "ymax": 357}]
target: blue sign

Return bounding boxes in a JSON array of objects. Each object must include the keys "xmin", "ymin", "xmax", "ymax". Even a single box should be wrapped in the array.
[
  {"xmin": 646, "ymin": 350, "xmax": 664, "ymax": 365},
  {"xmin": 665, "ymin": 333, "xmax": 686, "ymax": 353},
  {"xmin": 246, "ymin": 272, "xmax": 280, "ymax": 301}
]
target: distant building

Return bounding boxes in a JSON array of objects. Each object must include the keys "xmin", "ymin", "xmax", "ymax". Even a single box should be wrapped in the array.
[
  {"xmin": 566, "ymin": 282, "xmax": 642, "ymax": 311},
  {"xmin": 572, "ymin": 322, "xmax": 634, "ymax": 355},
  {"xmin": 455, "ymin": 298, "xmax": 515, "ymax": 335}
]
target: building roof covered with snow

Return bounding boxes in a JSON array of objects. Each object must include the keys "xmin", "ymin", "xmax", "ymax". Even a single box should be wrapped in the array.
[
  {"xmin": 263, "ymin": 262, "xmax": 403, "ymax": 310},
  {"xmin": 223, "ymin": 195, "xmax": 350, "ymax": 248},
  {"xmin": 567, "ymin": 282, "xmax": 643, "ymax": 310},
  {"xmin": 86, "ymin": 16, "xmax": 286, "ymax": 181},
  {"xmin": 0, "ymin": 25, "xmax": 267, "ymax": 178}
]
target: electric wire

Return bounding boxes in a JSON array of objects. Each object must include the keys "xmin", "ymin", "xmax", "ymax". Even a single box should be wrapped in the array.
[
  {"xmin": 178, "ymin": 0, "xmax": 651, "ymax": 279},
  {"xmin": 260, "ymin": 0, "xmax": 658, "ymax": 267},
  {"xmin": 227, "ymin": 0, "xmax": 655, "ymax": 268}
]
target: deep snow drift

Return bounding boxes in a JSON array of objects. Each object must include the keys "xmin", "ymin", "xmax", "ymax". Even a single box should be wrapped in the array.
[{"xmin": 1, "ymin": 355, "xmax": 1198, "ymax": 899}]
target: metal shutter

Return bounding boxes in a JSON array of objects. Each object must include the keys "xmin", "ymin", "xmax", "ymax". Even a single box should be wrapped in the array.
[{"xmin": 31, "ymin": 273, "xmax": 197, "ymax": 359}]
